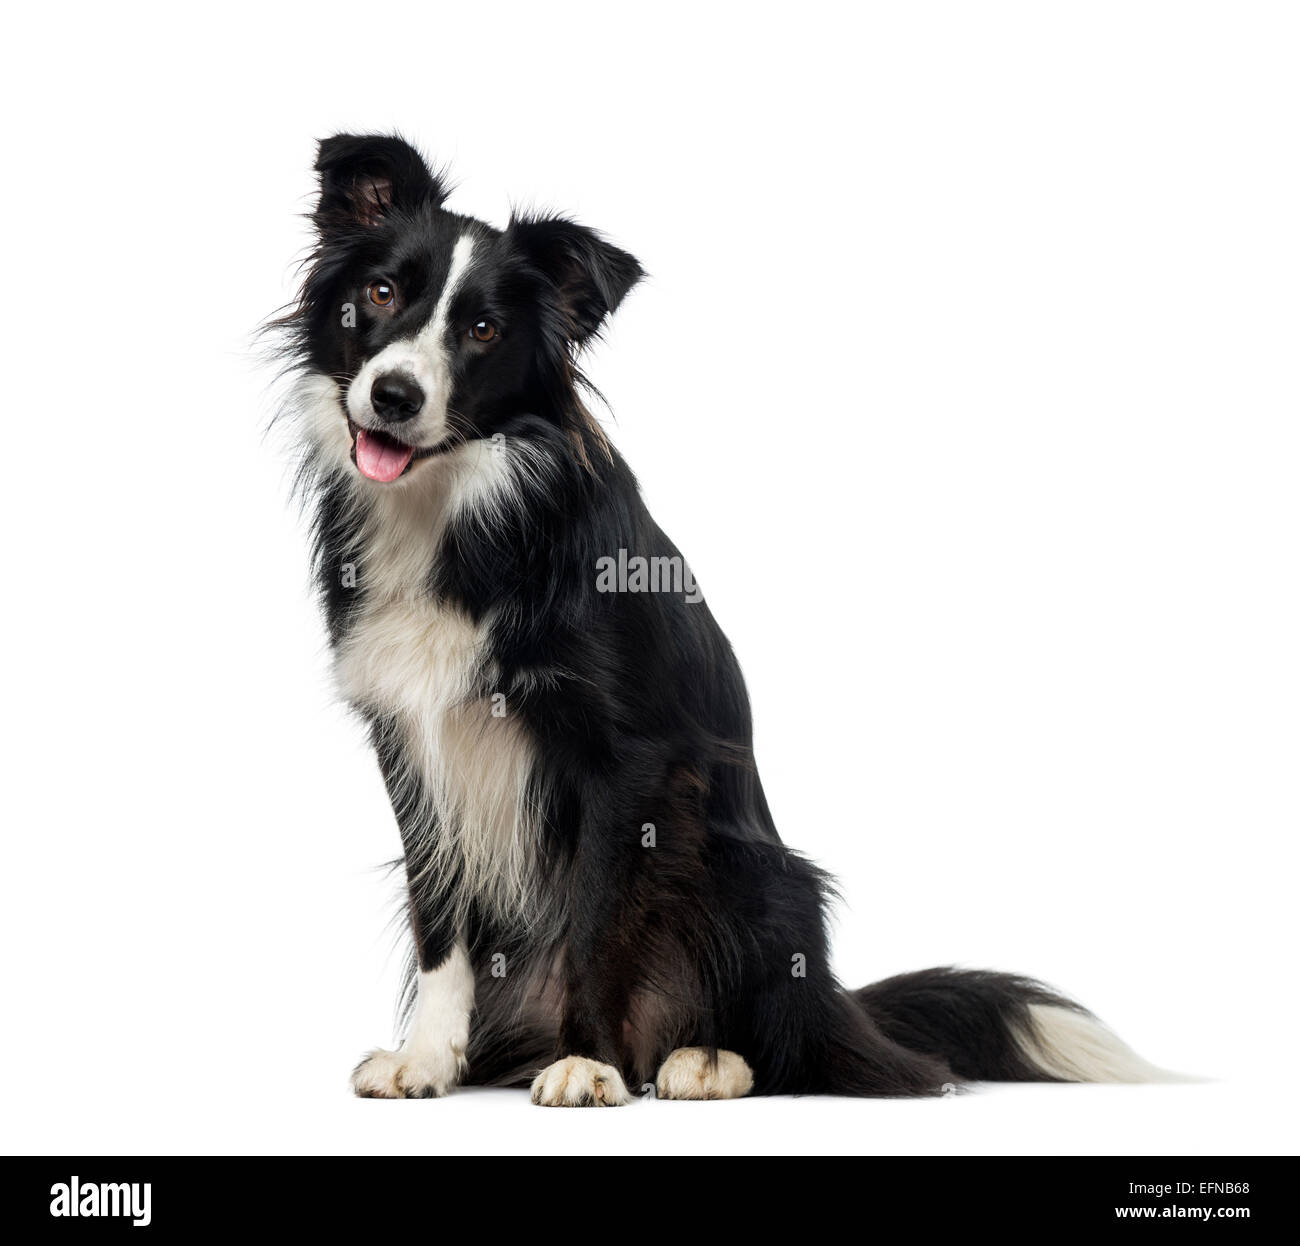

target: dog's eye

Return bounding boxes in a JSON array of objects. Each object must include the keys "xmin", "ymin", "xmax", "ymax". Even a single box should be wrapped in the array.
[
  {"xmin": 469, "ymin": 320, "xmax": 498, "ymax": 343},
  {"xmin": 367, "ymin": 281, "xmax": 396, "ymax": 308}
]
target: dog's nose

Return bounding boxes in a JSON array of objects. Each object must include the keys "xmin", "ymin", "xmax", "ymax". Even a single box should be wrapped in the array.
[{"xmin": 370, "ymin": 373, "xmax": 425, "ymax": 423}]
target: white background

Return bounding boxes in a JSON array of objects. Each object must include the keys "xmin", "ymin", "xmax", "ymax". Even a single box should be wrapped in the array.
[{"xmin": 1, "ymin": 2, "xmax": 1295, "ymax": 1156}]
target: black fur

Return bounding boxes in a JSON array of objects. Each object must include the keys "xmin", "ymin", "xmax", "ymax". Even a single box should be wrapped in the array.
[
  {"xmin": 856, "ymin": 968, "xmax": 1091, "ymax": 1082},
  {"xmin": 273, "ymin": 133, "xmax": 1127, "ymax": 1099}
]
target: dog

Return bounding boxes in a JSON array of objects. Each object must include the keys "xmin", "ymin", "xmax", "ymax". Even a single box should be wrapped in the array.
[{"xmin": 271, "ymin": 133, "xmax": 1172, "ymax": 1104}]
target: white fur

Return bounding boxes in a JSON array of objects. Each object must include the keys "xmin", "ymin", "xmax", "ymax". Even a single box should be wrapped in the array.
[
  {"xmin": 295, "ymin": 369, "xmax": 356, "ymax": 471},
  {"xmin": 291, "ymin": 365, "xmax": 553, "ymax": 926},
  {"xmin": 530, "ymin": 1056, "xmax": 632, "ymax": 1107},
  {"xmin": 1016, "ymin": 1004, "xmax": 1185, "ymax": 1083},
  {"xmin": 345, "ymin": 233, "xmax": 477, "ymax": 450},
  {"xmin": 655, "ymin": 1047, "xmax": 754, "ymax": 1100},
  {"xmin": 352, "ymin": 942, "xmax": 475, "ymax": 1097},
  {"xmin": 335, "ymin": 436, "xmax": 544, "ymax": 922}
]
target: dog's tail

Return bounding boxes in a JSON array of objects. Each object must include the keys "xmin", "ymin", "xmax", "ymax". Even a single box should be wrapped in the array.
[{"xmin": 853, "ymin": 966, "xmax": 1180, "ymax": 1083}]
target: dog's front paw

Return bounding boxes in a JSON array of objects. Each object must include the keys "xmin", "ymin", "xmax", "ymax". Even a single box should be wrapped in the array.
[
  {"xmin": 351, "ymin": 1044, "xmax": 464, "ymax": 1099},
  {"xmin": 529, "ymin": 1056, "xmax": 632, "ymax": 1107}
]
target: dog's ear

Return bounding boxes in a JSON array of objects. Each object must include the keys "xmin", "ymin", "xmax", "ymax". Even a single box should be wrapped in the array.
[
  {"xmin": 313, "ymin": 133, "xmax": 447, "ymax": 232},
  {"xmin": 509, "ymin": 216, "xmax": 643, "ymax": 344}
]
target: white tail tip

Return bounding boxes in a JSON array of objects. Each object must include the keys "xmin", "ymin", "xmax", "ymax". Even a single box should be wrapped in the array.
[{"xmin": 1017, "ymin": 1004, "xmax": 1193, "ymax": 1083}]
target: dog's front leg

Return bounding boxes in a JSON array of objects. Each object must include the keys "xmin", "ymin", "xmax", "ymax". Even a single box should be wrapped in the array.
[
  {"xmin": 351, "ymin": 866, "xmax": 474, "ymax": 1099},
  {"xmin": 530, "ymin": 812, "xmax": 636, "ymax": 1107},
  {"xmin": 351, "ymin": 918, "xmax": 473, "ymax": 1100},
  {"xmin": 352, "ymin": 739, "xmax": 474, "ymax": 1099}
]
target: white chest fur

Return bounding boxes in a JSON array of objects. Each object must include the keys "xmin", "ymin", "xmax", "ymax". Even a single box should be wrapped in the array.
[{"xmin": 332, "ymin": 447, "xmax": 540, "ymax": 923}]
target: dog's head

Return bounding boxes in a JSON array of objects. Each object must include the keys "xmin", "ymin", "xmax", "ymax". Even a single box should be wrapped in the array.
[{"xmin": 293, "ymin": 133, "xmax": 642, "ymax": 483}]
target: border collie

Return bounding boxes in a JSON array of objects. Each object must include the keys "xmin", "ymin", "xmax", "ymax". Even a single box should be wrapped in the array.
[{"xmin": 272, "ymin": 133, "xmax": 1172, "ymax": 1104}]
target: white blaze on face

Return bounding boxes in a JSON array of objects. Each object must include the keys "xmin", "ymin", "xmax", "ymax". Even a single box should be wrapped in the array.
[{"xmin": 345, "ymin": 233, "xmax": 478, "ymax": 450}]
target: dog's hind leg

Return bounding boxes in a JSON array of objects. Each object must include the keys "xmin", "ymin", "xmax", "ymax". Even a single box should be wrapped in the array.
[{"xmin": 654, "ymin": 1048, "xmax": 754, "ymax": 1100}]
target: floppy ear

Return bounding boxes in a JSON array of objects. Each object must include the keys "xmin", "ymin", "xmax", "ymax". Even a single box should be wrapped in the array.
[
  {"xmin": 510, "ymin": 216, "xmax": 644, "ymax": 343},
  {"xmin": 313, "ymin": 133, "xmax": 447, "ymax": 233}
]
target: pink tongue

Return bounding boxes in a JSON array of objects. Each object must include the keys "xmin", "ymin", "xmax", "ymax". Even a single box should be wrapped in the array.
[{"xmin": 355, "ymin": 428, "xmax": 415, "ymax": 483}]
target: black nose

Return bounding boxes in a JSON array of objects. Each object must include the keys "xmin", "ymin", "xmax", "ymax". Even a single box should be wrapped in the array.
[{"xmin": 370, "ymin": 373, "xmax": 424, "ymax": 423}]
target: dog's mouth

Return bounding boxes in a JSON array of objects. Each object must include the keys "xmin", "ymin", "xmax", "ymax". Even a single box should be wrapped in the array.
[{"xmin": 347, "ymin": 420, "xmax": 442, "ymax": 483}]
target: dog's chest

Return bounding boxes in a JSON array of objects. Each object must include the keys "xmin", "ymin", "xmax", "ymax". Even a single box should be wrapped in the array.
[
  {"xmin": 336, "ymin": 586, "xmax": 486, "ymax": 725},
  {"xmin": 331, "ymin": 484, "xmax": 538, "ymax": 916}
]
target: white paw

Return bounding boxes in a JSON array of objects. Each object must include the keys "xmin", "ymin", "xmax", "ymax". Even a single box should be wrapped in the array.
[
  {"xmin": 529, "ymin": 1056, "xmax": 632, "ymax": 1107},
  {"xmin": 351, "ymin": 1044, "xmax": 465, "ymax": 1099},
  {"xmin": 655, "ymin": 1048, "xmax": 754, "ymax": 1100}
]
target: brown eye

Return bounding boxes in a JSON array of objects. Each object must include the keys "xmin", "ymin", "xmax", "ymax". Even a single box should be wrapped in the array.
[
  {"xmin": 470, "ymin": 320, "xmax": 498, "ymax": 343},
  {"xmin": 367, "ymin": 281, "xmax": 396, "ymax": 308}
]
